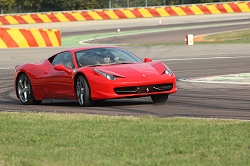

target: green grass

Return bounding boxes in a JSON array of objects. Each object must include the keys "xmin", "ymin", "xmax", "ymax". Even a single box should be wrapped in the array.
[
  {"xmin": 121, "ymin": 29, "xmax": 250, "ymax": 46},
  {"xmin": 0, "ymin": 112, "xmax": 249, "ymax": 166},
  {"xmin": 202, "ymin": 29, "xmax": 250, "ymax": 43},
  {"xmin": 62, "ymin": 28, "xmax": 250, "ymax": 47},
  {"xmin": 61, "ymin": 28, "xmax": 250, "ymax": 47}
]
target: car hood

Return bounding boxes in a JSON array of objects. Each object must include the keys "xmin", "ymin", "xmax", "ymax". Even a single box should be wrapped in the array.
[{"xmin": 95, "ymin": 62, "xmax": 166, "ymax": 78}]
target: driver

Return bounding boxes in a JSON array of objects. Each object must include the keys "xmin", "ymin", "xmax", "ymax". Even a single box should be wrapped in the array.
[{"xmin": 102, "ymin": 53, "xmax": 111, "ymax": 64}]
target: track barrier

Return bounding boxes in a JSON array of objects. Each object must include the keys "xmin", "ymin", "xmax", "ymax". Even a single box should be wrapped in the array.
[
  {"xmin": 0, "ymin": 27, "xmax": 61, "ymax": 48},
  {"xmin": 0, "ymin": 2, "xmax": 249, "ymax": 48},
  {"xmin": 0, "ymin": 2, "xmax": 249, "ymax": 25}
]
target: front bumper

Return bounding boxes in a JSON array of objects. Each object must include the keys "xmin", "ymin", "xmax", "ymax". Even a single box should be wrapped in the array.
[{"xmin": 89, "ymin": 75, "xmax": 177, "ymax": 100}]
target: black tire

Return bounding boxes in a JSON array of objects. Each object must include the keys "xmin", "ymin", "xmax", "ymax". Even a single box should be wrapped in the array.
[
  {"xmin": 16, "ymin": 73, "xmax": 42, "ymax": 105},
  {"xmin": 151, "ymin": 94, "xmax": 169, "ymax": 103},
  {"xmin": 76, "ymin": 75, "xmax": 93, "ymax": 107}
]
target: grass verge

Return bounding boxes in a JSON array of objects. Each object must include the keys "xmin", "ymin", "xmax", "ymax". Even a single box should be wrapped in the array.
[
  {"xmin": 62, "ymin": 29, "xmax": 250, "ymax": 47},
  {"xmin": 122, "ymin": 29, "xmax": 250, "ymax": 46},
  {"xmin": 200, "ymin": 29, "xmax": 250, "ymax": 43},
  {"xmin": 0, "ymin": 112, "xmax": 249, "ymax": 166}
]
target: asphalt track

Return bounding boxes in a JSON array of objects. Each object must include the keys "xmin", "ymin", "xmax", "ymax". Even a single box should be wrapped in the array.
[{"xmin": 0, "ymin": 13, "xmax": 250, "ymax": 120}]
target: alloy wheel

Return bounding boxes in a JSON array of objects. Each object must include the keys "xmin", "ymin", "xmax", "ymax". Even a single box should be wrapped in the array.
[{"xmin": 18, "ymin": 75, "xmax": 31, "ymax": 103}]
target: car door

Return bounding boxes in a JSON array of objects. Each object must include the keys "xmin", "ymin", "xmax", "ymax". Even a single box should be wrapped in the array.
[{"xmin": 43, "ymin": 51, "xmax": 75, "ymax": 99}]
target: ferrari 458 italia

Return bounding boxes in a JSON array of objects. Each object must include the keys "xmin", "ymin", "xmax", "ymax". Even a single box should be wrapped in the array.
[{"xmin": 14, "ymin": 46, "xmax": 177, "ymax": 106}]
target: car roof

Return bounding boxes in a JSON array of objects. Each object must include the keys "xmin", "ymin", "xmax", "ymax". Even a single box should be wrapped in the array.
[
  {"xmin": 61, "ymin": 45, "xmax": 119, "ymax": 53},
  {"xmin": 48, "ymin": 46, "xmax": 121, "ymax": 60}
]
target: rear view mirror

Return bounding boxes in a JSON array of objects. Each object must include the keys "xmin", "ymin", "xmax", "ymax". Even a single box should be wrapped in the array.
[
  {"xmin": 144, "ymin": 58, "xmax": 152, "ymax": 62},
  {"xmin": 54, "ymin": 64, "xmax": 72, "ymax": 74}
]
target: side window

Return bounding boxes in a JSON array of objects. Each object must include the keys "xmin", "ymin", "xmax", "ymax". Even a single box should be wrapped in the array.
[
  {"xmin": 52, "ymin": 53, "xmax": 64, "ymax": 66},
  {"xmin": 52, "ymin": 52, "xmax": 74, "ymax": 69}
]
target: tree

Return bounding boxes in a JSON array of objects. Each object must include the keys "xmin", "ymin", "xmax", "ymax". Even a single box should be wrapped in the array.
[
  {"xmin": 21, "ymin": 0, "xmax": 43, "ymax": 12},
  {"xmin": 0, "ymin": 0, "xmax": 16, "ymax": 13}
]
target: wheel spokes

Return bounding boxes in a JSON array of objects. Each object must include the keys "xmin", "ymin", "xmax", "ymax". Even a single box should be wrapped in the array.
[
  {"xmin": 18, "ymin": 77, "xmax": 31, "ymax": 102},
  {"xmin": 77, "ymin": 78, "xmax": 85, "ymax": 105}
]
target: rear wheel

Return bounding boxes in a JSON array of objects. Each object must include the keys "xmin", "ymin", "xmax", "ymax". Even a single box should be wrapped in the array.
[
  {"xmin": 17, "ymin": 73, "xmax": 42, "ymax": 105},
  {"xmin": 76, "ymin": 75, "xmax": 93, "ymax": 107},
  {"xmin": 151, "ymin": 94, "xmax": 168, "ymax": 103}
]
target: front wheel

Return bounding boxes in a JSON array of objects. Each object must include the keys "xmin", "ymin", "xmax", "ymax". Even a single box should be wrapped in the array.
[
  {"xmin": 17, "ymin": 73, "xmax": 42, "ymax": 105},
  {"xmin": 76, "ymin": 75, "xmax": 93, "ymax": 107},
  {"xmin": 151, "ymin": 94, "xmax": 169, "ymax": 103}
]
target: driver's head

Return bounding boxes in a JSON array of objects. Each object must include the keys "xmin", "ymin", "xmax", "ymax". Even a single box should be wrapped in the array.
[{"xmin": 103, "ymin": 54, "xmax": 110, "ymax": 63}]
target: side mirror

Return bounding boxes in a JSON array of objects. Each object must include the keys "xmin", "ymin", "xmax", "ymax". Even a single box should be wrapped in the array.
[
  {"xmin": 144, "ymin": 57, "xmax": 152, "ymax": 62},
  {"xmin": 54, "ymin": 64, "xmax": 72, "ymax": 74}
]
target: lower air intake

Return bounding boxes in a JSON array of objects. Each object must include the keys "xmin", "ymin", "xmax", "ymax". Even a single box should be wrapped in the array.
[{"xmin": 114, "ymin": 84, "xmax": 173, "ymax": 95}]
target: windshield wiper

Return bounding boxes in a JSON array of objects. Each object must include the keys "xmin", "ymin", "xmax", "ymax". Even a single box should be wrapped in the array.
[
  {"xmin": 114, "ymin": 62, "xmax": 135, "ymax": 64},
  {"xmin": 86, "ymin": 64, "xmax": 105, "ymax": 67},
  {"xmin": 84, "ymin": 62, "xmax": 135, "ymax": 67}
]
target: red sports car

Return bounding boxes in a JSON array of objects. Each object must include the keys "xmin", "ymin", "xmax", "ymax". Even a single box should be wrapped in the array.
[{"xmin": 14, "ymin": 46, "xmax": 177, "ymax": 106}]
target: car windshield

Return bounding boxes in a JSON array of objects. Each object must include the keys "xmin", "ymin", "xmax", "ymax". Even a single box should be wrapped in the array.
[{"xmin": 75, "ymin": 47, "xmax": 143, "ymax": 67}]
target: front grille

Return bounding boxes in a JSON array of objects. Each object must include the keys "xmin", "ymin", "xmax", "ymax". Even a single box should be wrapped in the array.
[
  {"xmin": 154, "ymin": 84, "xmax": 173, "ymax": 91},
  {"xmin": 114, "ymin": 86, "xmax": 139, "ymax": 94},
  {"xmin": 114, "ymin": 83, "xmax": 173, "ymax": 95}
]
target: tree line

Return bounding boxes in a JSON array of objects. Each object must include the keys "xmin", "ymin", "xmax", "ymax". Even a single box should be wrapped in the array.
[{"xmin": 0, "ymin": 0, "xmax": 237, "ymax": 14}]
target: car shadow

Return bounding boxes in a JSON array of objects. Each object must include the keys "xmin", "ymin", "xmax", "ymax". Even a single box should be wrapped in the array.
[{"xmin": 40, "ymin": 98, "xmax": 154, "ymax": 107}]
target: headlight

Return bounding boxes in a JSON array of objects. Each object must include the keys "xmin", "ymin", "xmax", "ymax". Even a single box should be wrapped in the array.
[
  {"xmin": 93, "ymin": 68, "xmax": 116, "ymax": 80},
  {"xmin": 163, "ymin": 63, "xmax": 173, "ymax": 76}
]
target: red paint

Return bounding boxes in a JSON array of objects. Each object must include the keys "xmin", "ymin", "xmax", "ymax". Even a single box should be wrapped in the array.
[
  {"xmin": 30, "ymin": 14, "xmax": 44, "ymax": 23},
  {"xmin": 146, "ymin": 8, "xmax": 161, "ymax": 17},
  {"xmin": 46, "ymin": 13, "xmax": 60, "ymax": 22},
  {"xmin": 80, "ymin": 11, "xmax": 94, "ymax": 20},
  {"xmin": 0, "ymin": 16, "xmax": 11, "ymax": 25},
  {"xmin": 19, "ymin": 29, "xmax": 39, "ymax": 47},
  {"xmin": 164, "ymin": 7, "xmax": 178, "ymax": 16},
  {"xmin": 96, "ymin": 10, "xmax": 111, "ymax": 19},
  {"xmin": 14, "ymin": 46, "xmax": 177, "ymax": 103},
  {"xmin": 130, "ymin": 8, "xmax": 143, "ymax": 18},
  {"xmin": 55, "ymin": 30, "xmax": 61, "ymax": 46},
  {"xmin": 63, "ymin": 12, "xmax": 77, "ymax": 21},
  {"xmin": 197, "ymin": 5, "xmax": 211, "ymax": 14},
  {"xmin": 228, "ymin": 2, "xmax": 242, "ymax": 12},
  {"xmin": 216, "ymin": 4, "xmax": 227, "ymax": 13},
  {"xmin": 113, "ymin": 9, "xmax": 129, "ymax": 19},
  {"xmin": 12, "ymin": 15, "xmax": 28, "ymax": 24},
  {"xmin": 0, "ymin": 29, "xmax": 19, "ymax": 47},
  {"xmin": 181, "ymin": 6, "xmax": 195, "ymax": 15},
  {"xmin": 39, "ymin": 29, "xmax": 53, "ymax": 47}
]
